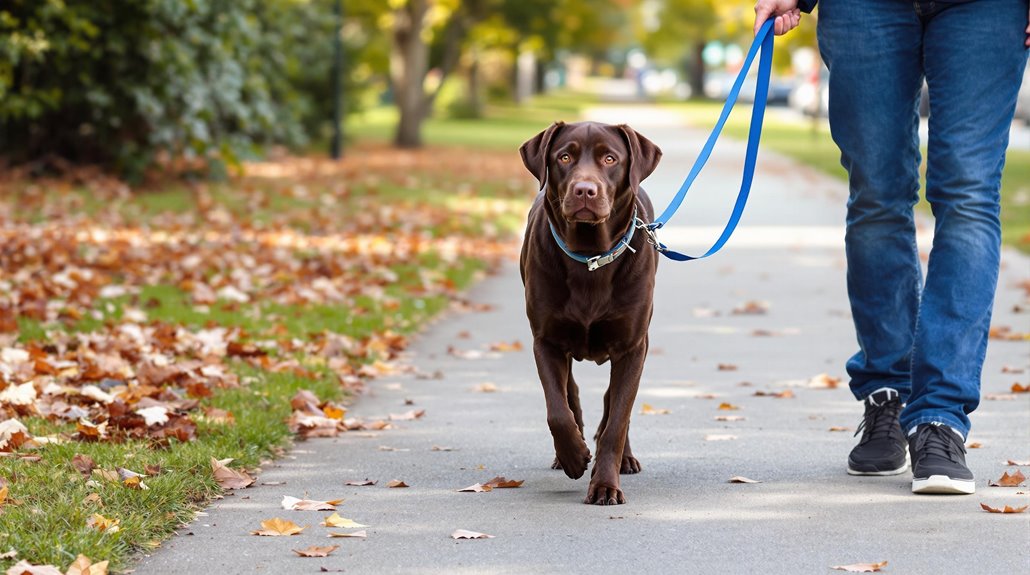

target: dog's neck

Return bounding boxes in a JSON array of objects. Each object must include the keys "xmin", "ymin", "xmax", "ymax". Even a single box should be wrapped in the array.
[{"xmin": 546, "ymin": 191, "xmax": 638, "ymax": 255}]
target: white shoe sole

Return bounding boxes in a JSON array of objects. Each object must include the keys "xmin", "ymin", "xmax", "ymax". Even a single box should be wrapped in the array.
[
  {"xmin": 847, "ymin": 452, "xmax": 910, "ymax": 476},
  {"xmin": 912, "ymin": 474, "xmax": 976, "ymax": 495}
]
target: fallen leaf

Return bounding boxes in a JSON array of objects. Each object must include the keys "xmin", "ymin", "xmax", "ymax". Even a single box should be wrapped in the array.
[
  {"xmin": 717, "ymin": 363, "xmax": 738, "ymax": 371},
  {"xmin": 388, "ymin": 409, "xmax": 425, "ymax": 421},
  {"xmin": 1001, "ymin": 365, "xmax": 1025, "ymax": 374},
  {"xmin": 1011, "ymin": 383, "xmax": 1029, "ymax": 393},
  {"xmin": 808, "ymin": 373, "xmax": 842, "ymax": 389},
  {"xmin": 732, "ymin": 300, "xmax": 769, "ymax": 315},
  {"xmin": 345, "ymin": 479, "xmax": 377, "ymax": 486},
  {"xmin": 829, "ymin": 426, "xmax": 851, "ymax": 432},
  {"xmin": 1003, "ymin": 459, "xmax": 1030, "ymax": 466},
  {"xmin": 4, "ymin": 561, "xmax": 63, "ymax": 575},
  {"xmin": 321, "ymin": 513, "xmax": 366, "ymax": 528},
  {"xmin": 0, "ymin": 419, "xmax": 32, "ymax": 451},
  {"xmin": 71, "ymin": 454, "xmax": 96, "ymax": 478},
  {"xmin": 450, "ymin": 529, "xmax": 494, "ymax": 539},
  {"xmin": 753, "ymin": 389, "xmax": 794, "ymax": 399},
  {"xmin": 484, "ymin": 476, "xmax": 523, "ymax": 489},
  {"xmin": 979, "ymin": 502, "xmax": 1028, "ymax": 514},
  {"xmin": 472, "ymin": 383, "xmax": 498, "ymax": 393},
  {"xmin": 292, "ymin": 545, "xmax": 339, "ymax": 558},
  {"xmin": 378, "ymin": 446, "xmax": 409, "ymax": 452},
  {"xmin": 86, "ymin": 513, "xmax": 120, "ymax": 533},
  {"xmin": 0, "ymin": 486, "xmax": 7, "ymax": 506},
  {"xmin": 117, "ymin": 468, "xmax": 148, "ymax": 490},
  {"xmin": 728, "ymin": 476, "xmax": 760, "ymax": 484},
  {"xmin": 831, "ymin": 561, "xmax": 888, "ymax": 572},
  {"xmin": 717, "ymin": 402, "xmax": 740, "ymax": 411},
  {"xmin": 458, "ymin": 483, "xmax": 492, "ymax": 493},
  {"xmin": 714, "ymin": 415, "xmax": 746, "ymax": 422},
  {"xmin": 65, "ymin": 554, "xmax": 109, "ymax": 575},
  {"xmin": 251, "ymin": 517, "xmax": 306, "ymax": 536},
  {"xmin": 210, "ymin": 457, "xmax": 255, "ymax": 489},
  {"xmin": 430, "ymin": 446, "xmax": 455, "ymax": 452},
  {"xmin": 989, "ymin": 326, "xmax": 1028, "ymax": 341},
  {"xmin": 966, "ymin": 442, "xmax": 983, "ymax": 449},
  {"xmin": 488, "ymin": 340, "xmax": 522, "ymax": 352},
  {"xmin": 640, "ymin": 403, "xmax": 670, "ymax": 415},
  {"xmin": 386, "ymin": 480, "xmax": 408, "ymax": 488},
  {"xmin": 0, "ymin": 549, "xmax": 15, "ymax": 560},
  {"xmin": 327, "ymin": 530, "xmax": 367, "ymax": 538},
  {"xmin": 704, "ymin": 434, "xmax": 738, "ymax": 441},
  {"xmin": 988, "ymin": 470, "xmax": 1026, "ymax": 487},
  {"xmin": 282, "ymin": 496, "xmax": 343, "ymax": 511},
  {"xmin": 985, "ymin": 393, "xmax": 1017, "ymax": 401}
]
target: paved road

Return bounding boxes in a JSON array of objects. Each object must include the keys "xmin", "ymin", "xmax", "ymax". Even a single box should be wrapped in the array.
[{"xmin": 137, "ymin": 107, "xmax": 1030, "ymax": 574}]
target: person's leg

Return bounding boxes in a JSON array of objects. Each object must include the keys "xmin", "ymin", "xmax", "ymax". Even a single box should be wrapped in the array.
[
  {"xmin": 818, "ymin": 0, "xmax": 925, "ymax": 402},
  {"xmin": 903, "ymin": 0, "xmax": 1028, "ymax": 494},
  {"xmin": 817, "ymin": 0, "xmax": 924, "ymax": 475}
]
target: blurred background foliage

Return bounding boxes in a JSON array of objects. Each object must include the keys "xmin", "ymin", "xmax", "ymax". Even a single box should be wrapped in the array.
[{"xmin": 0, "ymin": 0, "xmax": 820, "ymax": 179}]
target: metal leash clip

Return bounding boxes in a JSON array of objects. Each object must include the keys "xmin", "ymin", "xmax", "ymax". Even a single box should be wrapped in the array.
[{"xmin": 635, "ymin": 219, "xmax": 666, "ymax": 252}]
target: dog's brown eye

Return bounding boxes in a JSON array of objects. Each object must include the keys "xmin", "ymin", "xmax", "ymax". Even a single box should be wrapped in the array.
[
  {"xmin": 558, "ymin": 153, "xmax": 571, "ymax": 164},
  {"xmin": 604, "ymin": 155, "xmax": 617, "ymax": 165}
]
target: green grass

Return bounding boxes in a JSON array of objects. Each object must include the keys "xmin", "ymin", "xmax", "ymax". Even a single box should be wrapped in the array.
[
  {"xmin": 347, "ymin": 91, "xmax": 595, "ymax": 150},
  {"xmin": 661, "ymin": 100, "xmax": 1030, "ymax": 253}
]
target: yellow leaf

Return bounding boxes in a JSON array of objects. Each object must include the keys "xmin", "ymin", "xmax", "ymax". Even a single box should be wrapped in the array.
[
  {"xmin": 86, "ymin": 513, "xmax": 120, "ymax": 534},
  {"xmin": 327, "ymin": 530, "xmax": 367, "ymax": 538},
  {"xmin": 320, "ymin": 513, "xmax": 367, "ymax": 528},
  {"xmin": 292, "ymin": 545, "xmax": 339, "ymax": 558},
  {"xmin": 65, "ymin": 554, "xmax": 109, "ymax": 575},
  {"xmin": 251, "ymin": 517, "xmax": 305, "ymax": 536}
]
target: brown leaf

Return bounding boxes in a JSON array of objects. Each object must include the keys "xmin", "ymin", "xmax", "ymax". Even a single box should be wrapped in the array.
[
  {"xmin": 290, "ymin": 389, "xmax": 323, "ymax": 414},
  {"xmin": 71, "ymin": 454, "xmax": 96, "ymax": 478},
  {"xmin": 808, "ymin": 373, "xmax": 842, "ymax": 389},
  {"xmin": 484, "ymin": 476, "xmax": 524, "ymax": 489},
  {"xmin": 1011, "ymin": 383, "xmax": 1029, "ymax": 393},
  {"xmin": 251, "ymin": 517, "xmax": 306, "ymax": 536},
  {"xmin": 979, "ymin": 502, "xmax": 1028, "ymax": 514},
  {"xmin": 430, "ymin": 446, "xmax": 455, "ymax": 452},
  {"xmin": 640, "ymin": 403, "xmax": 670, "ymax": 415},
  {"xmin": 829, "ymin": 426, "xmax": 851, "ymax": 432},
  {"xmin": 292, "ymin": 545, "xmax": 339, "ymax": 558},
  {"xmin": 831, "ymin": 561, "xmax": 888, "ymax": 572},
  {"xmin": 0, "ymin": 419, "xmax": 33, "ymax": 451},
  {"xmin": 988, "ymin": 469, "xmax": 1026, "ymax": 487},
  {"xmin": 488, "ymin": 340, "xmax": 522, "ymax": 352},
  {"xmin": 717, "ymin": 363, "xmax": 738, "ymax": 371},
  {"xmin": 450, "ymin": 529, "xmax": 494, "ymax": 539},
  {"xmin": 728, "ymin": 476, "xmax": 760, "ymax": 484},
  {"xmin": 281, "ymin": 496, "xmax": 343, "ymax": 511},
  {"xmin": 386, "ymin": 480, "xmax": 409, "ymax": 488},
  {"xmin": 458, "ymin": 483, "xmax": 493, "ymax": 493},
  {"xmin": 966, "ymin": 442, "xmax": 983, "ymax": 449},
  {"xmin": 327, "ymin": 530, "xmax": 367, "ymax": 538},
  {"xmin": 753, "ymin": 389, "xmax": 794, "ymax": 399},
  {"xmin": 1004, "ymin": 459, "xmax": 1030, "ymax": 466},
  {"xmin": 210, "ymin": 457, "xmax": 255, "ymax": 489},
  {"xmin": 732, "ymin": 300, "xmax": 769, "ymax": 315},
  {"xmin": 388, "ymin": 409, "xmax": 425, "ymax": 421}
]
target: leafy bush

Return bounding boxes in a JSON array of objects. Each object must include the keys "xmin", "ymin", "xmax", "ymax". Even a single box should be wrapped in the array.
[{"xmin": 0, "ymin": 0, "xmax": 386, "ymax": 179}]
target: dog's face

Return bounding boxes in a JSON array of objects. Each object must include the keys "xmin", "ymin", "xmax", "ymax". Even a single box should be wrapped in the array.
[{"xmin": 520, "ymin": 121, "xmax": 661, "ymax": 225}]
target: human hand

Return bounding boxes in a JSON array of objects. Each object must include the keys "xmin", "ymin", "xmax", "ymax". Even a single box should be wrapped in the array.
[{"xmin": 754, "ymin": 0, "xmax": 802, "ymax": 36}]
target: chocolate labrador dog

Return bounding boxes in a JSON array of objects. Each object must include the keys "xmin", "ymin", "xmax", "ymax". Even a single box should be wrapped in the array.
[{"xmin": 519, "ymin": 121, "xmax": 662, "ymax": 505}]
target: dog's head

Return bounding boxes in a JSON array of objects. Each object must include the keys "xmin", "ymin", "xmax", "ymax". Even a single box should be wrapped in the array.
[{"xmin": 520, "ymin": 121, "xmax": 661, "ymax": 224}]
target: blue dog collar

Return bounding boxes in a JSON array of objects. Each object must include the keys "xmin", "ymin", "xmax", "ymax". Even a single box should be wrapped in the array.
[{"xmin": 548, "ymin": 204, "xmax": 642, "ymax": 272}]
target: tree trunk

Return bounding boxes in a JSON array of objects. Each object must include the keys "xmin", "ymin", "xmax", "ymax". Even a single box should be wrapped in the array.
[
  {"xmin": 467, "ymin": 50, "xmax": 483, "ymax": 118},
  {"xmin": 392, "ymin": 0, "xmax": 430, "ymax": 149},
  {"xmin": 689, "ymin": 41, "xmax": 705, "ymax": 100}
]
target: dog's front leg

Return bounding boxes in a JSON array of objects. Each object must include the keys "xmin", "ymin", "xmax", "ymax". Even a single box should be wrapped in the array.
[
  {"xmin": 585, "ymin": 339, "xmax": 646, "ymax": 505},
  {"xmin": 534, "ymin": 340, "xmax": 591, "ymax": 479}
]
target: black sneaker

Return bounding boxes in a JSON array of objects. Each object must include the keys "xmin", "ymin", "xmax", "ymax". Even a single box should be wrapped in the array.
[
  {"xmin": 909, "ymin": 423, "xmax": 975, "ymax": 494},
  {"xmin": 846, "ymin": 388, "xmax": 909, "ymax": 476}
]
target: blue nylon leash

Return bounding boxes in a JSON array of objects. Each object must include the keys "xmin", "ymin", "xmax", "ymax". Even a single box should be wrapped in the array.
[{"xmin": 645, "ymin": 20, "xmax": 775, "ymax": 261}]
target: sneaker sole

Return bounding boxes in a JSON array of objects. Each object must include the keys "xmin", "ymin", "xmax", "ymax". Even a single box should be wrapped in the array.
[
  {"xmin": 912, "ymin": 475, "xmax": 975, "ymax": 495},
  {"xmin": 847, "ymin": 453, "xmax": 910, "ymax": 476}
]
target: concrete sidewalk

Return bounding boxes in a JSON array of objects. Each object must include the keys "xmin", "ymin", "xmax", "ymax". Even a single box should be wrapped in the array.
[{"xmin": 136, "ymin": 107, "xmax": 1030, "ymax": 574}]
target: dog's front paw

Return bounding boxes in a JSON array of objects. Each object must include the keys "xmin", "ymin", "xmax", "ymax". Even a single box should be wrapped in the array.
[
  {"xmin": 584, "ymin": 480, "xmax": 625, "ymax": 506},
  {"xmin": 553, "ymin": 438, "xmax": 591, "ymax": 480}
]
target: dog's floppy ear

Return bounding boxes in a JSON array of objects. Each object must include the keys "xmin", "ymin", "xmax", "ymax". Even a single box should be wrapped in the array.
[
  {"xmin": 519, "ymin": 121, "xmax": 565, "ymax": 189},
  {"xmin": 616, "ymin": 124, "xmax": 662, "ymax": 192}
]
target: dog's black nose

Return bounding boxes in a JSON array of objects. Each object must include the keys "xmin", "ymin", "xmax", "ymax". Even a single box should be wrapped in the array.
[{"xmin": 573, "ymin": 181, "xmax": 598, "ymax": 198}]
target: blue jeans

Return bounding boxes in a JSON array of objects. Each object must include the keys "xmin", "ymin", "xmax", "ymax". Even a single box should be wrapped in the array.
[{"xmin": 817, "ymin": 0, "xmax": 1029, "ymax": 437}]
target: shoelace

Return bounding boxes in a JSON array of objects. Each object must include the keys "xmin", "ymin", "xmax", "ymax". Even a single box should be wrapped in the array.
[
  {"xmin": 854, "ymin": 400, "xmax": 903, "ymax": 443},
  {"xmin": 914, "ymin": 424, "xmax": 962, "ymax": 463}
]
